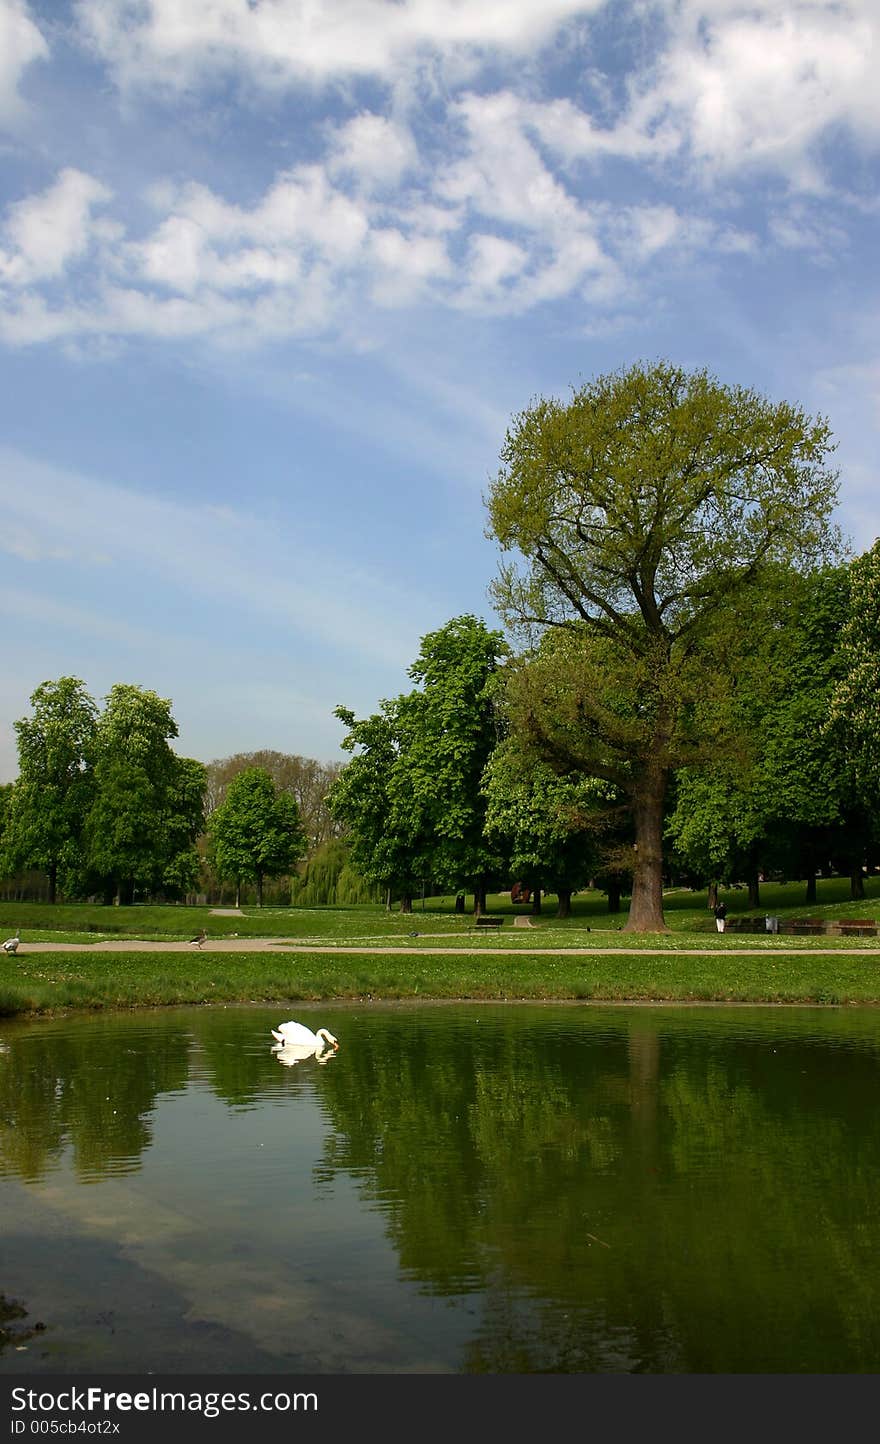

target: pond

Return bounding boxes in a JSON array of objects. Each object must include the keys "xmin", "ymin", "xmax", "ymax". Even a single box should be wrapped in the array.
[{"xmin": 1, "ymin": 1002, "xmax": 879, "ymax": 1375}]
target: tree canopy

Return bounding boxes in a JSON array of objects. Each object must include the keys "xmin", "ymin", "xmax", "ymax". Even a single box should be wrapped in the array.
[
  {"xmin": 2, "ymin": 677, "xmax": 98, "ymax": 902},
  {"xmin": 485, "ymin": 360, "xmax": 841, "ymax": 929},
  {"xmin": 84, "ymin": 684, "xmax": 206, "ymax": 904},
  {"xmin": 207, "ymin": 766, "xmax": 306, "ymax": 906},
  {"xmin": 827, "ymin": 538, "xmax": 880, "ymax": 799},
  {"xmin": 330, "ymin": 615, "xmax": 507, "ymax": 912}
]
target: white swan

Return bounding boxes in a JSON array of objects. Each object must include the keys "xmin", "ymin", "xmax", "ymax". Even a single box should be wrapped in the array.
[{"xmin": 271, "ymin": 1021, "xmax": 339, "ymax": 1050}]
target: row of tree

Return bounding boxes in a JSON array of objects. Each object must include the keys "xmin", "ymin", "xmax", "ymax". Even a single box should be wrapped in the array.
[
  {"xmin": 3, "ymin": 361, "xmax": 877, "ymax": 926},
  {"xmin": 0, "ymin": 687, "xmax": 339, "ymax": 906},
  {"xmin": 330, "ymin": 361, "xmax": 880, "ymax": 930},
  {"xmin": 1, "ymin": 680, "xmax": 205, "ymax": 905}
]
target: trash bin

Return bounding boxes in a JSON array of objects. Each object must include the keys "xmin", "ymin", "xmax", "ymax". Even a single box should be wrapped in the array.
[{"xmin": 765, "ymin": 915, "xmax": 779, "ymax": 934}]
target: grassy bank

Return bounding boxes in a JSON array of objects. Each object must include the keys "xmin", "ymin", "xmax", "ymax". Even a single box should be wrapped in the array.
[
  {"xmin": 2, "ymin": 878, "xmax": 880, "ymax": 1016},
  {"xmin": 3, "ymin": 873, "xmax": 880, "ymax": 941},
  {"xmin": 2, "ymin": 944, "xmax": 880, "ymax": 1016}
]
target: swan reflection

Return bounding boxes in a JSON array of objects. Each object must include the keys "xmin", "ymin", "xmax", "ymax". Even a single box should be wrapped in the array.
[
  {"xmin": 271, "ymin": 1039, "xmax": 338, "ymax": 1067},
  {"xmin": 270, "ymin": 1021, "xmax": 340, "ymax": 1068}
]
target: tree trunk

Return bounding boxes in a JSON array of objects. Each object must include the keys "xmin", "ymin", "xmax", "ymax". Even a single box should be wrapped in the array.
[
  {"xmin": 48, "ymin": 862, "xmax": 57, "ymax": 905},
  {"xmin": 851, "ymin": 869, "xmax": 865, "ymax": 901},
  {"xmin": 606, "ymin": 878, "xmax": 621, "ymax": 914},
  {"xmin": 473, "ymin": 883, "xmax": 487, "ymax": 918},
  {"xmin": 805, "ymin": 873, "xmax": 817, "ymax": 904},
  {"xmin": 386, "ymin": 887, "xmax": 393, "ymax": 911},
  {"xmin": 256, "ymin": 873, "xmax": 264, "ymax": 907},
  {"xmin": 531, "ymin": 888, "xmax": 542, "ymax": 915},
  {"xmin": 556, "ymin": 889, "xmax": 572, "ymax": 919},
  {"xmin": 400, "ymin": 893, "xmax": 413, "ymax": 913},
  {"xmin": 119, "ymin": 877, "xmax": 134, "ymax": 906},
  {"xmin": 624, "ymin": 779, "xmax": 669, "ymax": 932},
  {"xmin": 747, "ymin": 874, "xmax": 760, "ymax": 909},
  {"xmin": 707, "ymin": 881, "xmax": 718, "ymax": 911},
  {"xmin": 235, "ymin": 880, "xmax": 241, "ymax": 907}
]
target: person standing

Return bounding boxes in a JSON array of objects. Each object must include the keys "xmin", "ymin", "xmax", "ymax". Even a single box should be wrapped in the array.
[{"xmin": 714, "ymin": 902, "xmax": 727, "ymax": 933}]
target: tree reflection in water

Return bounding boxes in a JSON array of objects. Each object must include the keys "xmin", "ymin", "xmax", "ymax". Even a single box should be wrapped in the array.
[{"xmin": 1, "ymin": 1004, "xmax": 879, "ymax": 1373}]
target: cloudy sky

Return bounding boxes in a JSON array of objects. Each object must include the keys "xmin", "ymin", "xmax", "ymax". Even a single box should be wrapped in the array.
[{"xmin": 1, "ymin": 0, "xmax": 878, "ymax": 780}]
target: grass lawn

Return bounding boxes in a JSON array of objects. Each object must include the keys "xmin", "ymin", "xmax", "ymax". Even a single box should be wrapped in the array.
[
  {"xmin": 2, "ymin": 945, "xmax": 879, "ymax": 1016},
  {"xmin": 1, "ymin": 876, "xmax": 880, "ymax": 1015}
]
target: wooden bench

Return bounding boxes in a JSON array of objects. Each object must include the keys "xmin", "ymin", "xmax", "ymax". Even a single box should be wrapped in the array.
[
  {"xmin": 723, "ymin": 917, "xmax": 769, "ymax": 933},
  {"xmin": 722, "ymin": 915, "xmax": 877, "ymax": 938},
  {"xmin": 781, "ymin": 918, "xmax": 826, "ymax": 935},
  {"xmin": 474, "ymin": 916, "xmax": 503, "ymax": 928},
  {"xmin": 830, "ymin": 919, "xmax": 877, "ymax": 937}
]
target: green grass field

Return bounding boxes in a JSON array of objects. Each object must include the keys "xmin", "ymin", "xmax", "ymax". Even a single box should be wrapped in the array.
[
  {"xmin": 2, "ymin": 874, "xmax": 880, "ymax": 944},
  {"xmin": 1, "ymin": 876, "xmax": 880, "ymax": 1016}
]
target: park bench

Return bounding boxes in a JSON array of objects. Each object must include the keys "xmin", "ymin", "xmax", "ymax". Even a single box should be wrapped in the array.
[
  {"xmin": 474, "ymin": 916, "xmax": 503, "ymax": 928},
  {"xmin": 720, "ymin": 915, "xmax": 877, "ymax": 938}
]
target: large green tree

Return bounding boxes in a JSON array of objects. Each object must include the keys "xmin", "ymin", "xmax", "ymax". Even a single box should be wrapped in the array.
[
  {"xmin": 207, "ymin": 766, "xmax": 306, "ymax": 906},
  {"xmin": 330, "ymin": 616, "xmax": 507, "ymax": 914},
  {"xmin": 666, "ymin": 563, "xmax": 873, "ymax": 906},
  {"xmin": 395, "ymin": 615, "xmax": 507, "ymax": 913},
  {"xmin": 84, "ymin": 684, "xmax": 205, "ymax": 904},
  {"xmin": 827, "ymin": 538, "xmax": 880, "ymax": 800},
  {"xmin": 3, "ymin": 678, "xmax": 98, "ymax": 902},
  {"xmin": 481, "ymin": 736, "xmax": 620, "ymax": 918},
  {"xmin": 486, "ymin": 360, "xmax": 840, "ymax": 930},
  {"xmin": 205, "ymin": 749, "xmax": 343, "ymax": 848},
  {"xmin": 328, "ymin": 700, "xmax": 425, "ymax": 911}
]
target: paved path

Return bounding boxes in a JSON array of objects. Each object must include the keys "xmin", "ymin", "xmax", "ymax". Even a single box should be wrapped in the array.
[{"xmin": 8, "ymin": 939, "xmax": 880, "ymax": 957}]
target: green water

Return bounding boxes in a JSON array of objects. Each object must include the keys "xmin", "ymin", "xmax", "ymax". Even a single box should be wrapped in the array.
[{"xmin": 1, "ymin": 1002, "xmax": 878, "ymax": 1374}]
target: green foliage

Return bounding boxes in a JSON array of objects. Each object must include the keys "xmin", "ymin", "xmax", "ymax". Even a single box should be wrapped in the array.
[
  {"xmin": 2, "ymin": 678, "xmax": 98, "ymax": 900},
  {"xmin": 481, "ymin": 736, "xmax": 617, "ymax": 908},
  {"xmin": 395, "ymin": 614, "xmax": 508, "ymax": 894},
  {"xmin": 207, "ymin": 766, "xmax": 306, "ymax": 905},
  {"xmin": 84, "ymin": 684, "xmax": 206, "ymax": 902},
  {"xmin": 329, "ymin": 699, "xmax": 422, "ymax": 899},
  {"xmin": 485, "ymin": 360, "xmax": 842, "ymax": 929},
  {"xmin": 205, "ymin": 748, "xmax": 343, "ymax": 847},
  {"xmin": 488, "ymin": 360, "xmax": 840, "ymax": 645},
  {"xmin": 666, "ymin": 564, "xmax": 872, "ymax": 891},
  {"xmin": 330, "ymin": 615, "xmax": 508, "ymax": 904},
  {"xmin": 827, "ymin": 539, "xmax": 880, "ymax": 798},
  {"xmin": 291, "ymin": 838, "xmax": 378, "ymax": 906}
]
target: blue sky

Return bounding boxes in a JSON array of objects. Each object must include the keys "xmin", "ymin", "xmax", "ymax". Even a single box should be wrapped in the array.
[{"xmin": 1, "ymin": 0, "xmax": 878, "ymax": 781}]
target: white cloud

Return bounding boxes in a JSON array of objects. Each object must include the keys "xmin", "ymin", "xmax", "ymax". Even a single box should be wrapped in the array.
[
  {"xmin": 638, "ymin": 2, "xmax": 880, "ymax": 183},
  {"xmin": 73, "ymin": 0, "xmax": 599, "ymax": 92},
  {"xmin": 1, "ymin": 5, "xmax": 877, "ymax": 350},
  {"xmin": 0, "ymin": 0, "xmax": 48, "ymax": 126},
  {"xmin": 439, "ymin": 91, "xmax": 619, "ymax": 305},
  {"xmin": 367, "ymin": 226, "xmax": 452, "ymax": 305},
  {"xmin": 0, "ymin": 168, "xmax": 113, "ymax": 285},
  {"xmin": 326, "ymin": 113, "xmax": 420, "ymax": 193},
  {"xmin": 69, "ymin": 2, "xmax": 880, "ymax": 194}
]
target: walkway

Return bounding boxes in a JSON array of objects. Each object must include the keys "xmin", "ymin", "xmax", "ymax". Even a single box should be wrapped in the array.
[{"xmin": 9, "ymin": 939, "xmax": 880, "ymax": 957}]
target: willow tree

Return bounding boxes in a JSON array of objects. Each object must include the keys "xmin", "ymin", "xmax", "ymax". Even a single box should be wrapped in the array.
[{"xmin": 486, "ymin": 361, "xmax": 840, "ymax": 931}]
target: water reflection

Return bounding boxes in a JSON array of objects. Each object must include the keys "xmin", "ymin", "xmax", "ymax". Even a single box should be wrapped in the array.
[{"xmin": 1, "ymin": 1004, "xmax": 879, "ymax": 1373}]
